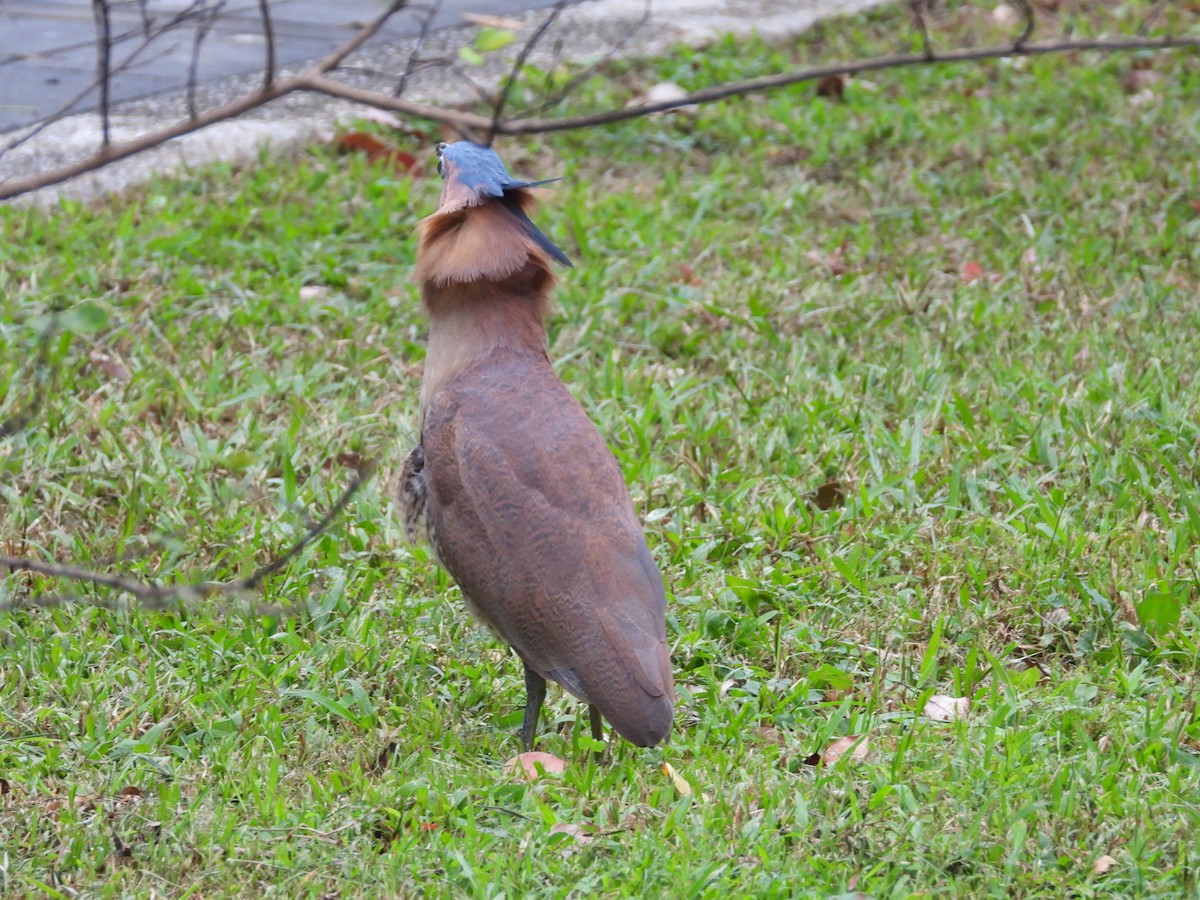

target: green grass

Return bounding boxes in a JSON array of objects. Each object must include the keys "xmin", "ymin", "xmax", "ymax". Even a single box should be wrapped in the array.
[{"xmin": 3, "ymin": 1, "xmax": 1200, "ymax": 896}]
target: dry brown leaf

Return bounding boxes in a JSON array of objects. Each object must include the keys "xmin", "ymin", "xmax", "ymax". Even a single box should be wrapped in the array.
[
  {"xmin": 87, "ymin": 349, "xmax": 131, "ymax": 384},
  {"xmin": 816, "ymin": 73, "xmax": 846, "ymax": 101},
  {"xmin": 505, "ymin": 751, "xmax": 565, "ymax": 780},
  {"xmin": 1093, "ymin": 854, "xmax": 1117, "ymax": 875},
  {"xmin": 924, "ymin": 694, "xmax": 970, "ymax": 722},
  {"xmin": 1122, "ymin": 69, "xmax": 1162, "ymax": 95},
  {"xmin": 812, "ymin": 480, "xmax": 846, "ymax": 510},
  {"xmin": 822, "ymin": 734, "xmax": 870, "ymax": 764}
]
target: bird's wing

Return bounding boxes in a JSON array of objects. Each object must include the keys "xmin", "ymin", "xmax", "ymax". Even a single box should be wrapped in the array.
[{"xmin": 421, "ymin": 355, "xmax": 672, "ymax": 708}]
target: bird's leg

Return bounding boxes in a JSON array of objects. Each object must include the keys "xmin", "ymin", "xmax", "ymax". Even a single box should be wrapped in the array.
[
  {"xmin": 520, "ymin": 663, "xmax": 546, "ymax": 751},
  {"xmin": 589, "ymin": 704, "xmax": 604, "ymax": 744}
]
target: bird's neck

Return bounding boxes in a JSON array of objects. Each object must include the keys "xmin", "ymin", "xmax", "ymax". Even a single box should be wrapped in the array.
[{"xmin": 420, "ymin": 271, "xmax": 552, "ymax": 414}]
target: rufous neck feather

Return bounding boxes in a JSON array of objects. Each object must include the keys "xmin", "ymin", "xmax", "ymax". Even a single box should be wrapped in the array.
[{"xmin": 415, "ymin": 190, "xmax": 558, "ymax": 411}]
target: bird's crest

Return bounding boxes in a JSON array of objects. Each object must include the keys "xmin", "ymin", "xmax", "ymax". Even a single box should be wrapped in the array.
[{"xmin": 416, "ymin": 142, "xmax": 572, "ymax": 288}]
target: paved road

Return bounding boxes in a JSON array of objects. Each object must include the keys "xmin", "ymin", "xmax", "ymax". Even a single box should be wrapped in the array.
[{"xmin": 0, "ymin": 0, "xmax": 561, "ymax": 133}]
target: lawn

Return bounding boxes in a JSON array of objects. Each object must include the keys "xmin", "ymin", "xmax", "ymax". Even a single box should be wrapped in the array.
[{"xmin": 2, "ymin": 1, "xmax": 1199, "ymax": 896}]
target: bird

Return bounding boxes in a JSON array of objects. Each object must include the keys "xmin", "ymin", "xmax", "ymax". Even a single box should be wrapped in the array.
[{"xmin": 397, "ymin": 141, "xmax": 674, "ymax": 750}]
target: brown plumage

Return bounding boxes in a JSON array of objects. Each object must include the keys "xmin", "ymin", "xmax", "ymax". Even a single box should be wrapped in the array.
[{"xmin": 399, "ymin": 142, "xmax": 673, "ymax": 749}]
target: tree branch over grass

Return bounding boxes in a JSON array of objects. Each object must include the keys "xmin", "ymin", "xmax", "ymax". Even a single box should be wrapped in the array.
[
  {"xmin": 1, "ymin": 1, "xmax": 1196, "ymax": 201},
  {"xmin": 0, "ymin": 458, "xmax": 376, "ymax": 614}
]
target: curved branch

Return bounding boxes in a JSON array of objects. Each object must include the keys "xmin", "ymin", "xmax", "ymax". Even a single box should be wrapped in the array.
[
  {"xmin": 492, "ymin": 34, "xmax": 1200, "ymax": 135},
  {"xmin": 2, "ymin": 26, "xmax": 1196, "ymax": 202},
  {"xmin": 0, "ymin": 459, "xmax": 376, "ymax": 613}
]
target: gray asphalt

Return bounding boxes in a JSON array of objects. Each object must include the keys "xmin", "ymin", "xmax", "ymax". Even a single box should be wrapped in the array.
[
  {"xmin": 0, "ymin": 0, "xmax": 888, "ymax": 203},
  {"xmin": 0, "ymin": 1, "xmax": 561, "ymax": 133}
]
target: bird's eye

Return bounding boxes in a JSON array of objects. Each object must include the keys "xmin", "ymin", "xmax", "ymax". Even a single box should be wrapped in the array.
[{"xmin": 435, "ymin": 141, "xmax": 448, "ymax": 157}]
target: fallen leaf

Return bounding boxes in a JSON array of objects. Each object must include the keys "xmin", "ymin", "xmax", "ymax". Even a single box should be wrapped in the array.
[
  {"xmin": 822, "ymin": 734, "xmax": 870, "ymax": 764},
  {"xmin": 299, "ymin": 285, "xmax": 330, "ymax": 302},
  {"xmin": 628, "ymin": 81, "xmax": 694, "ymax": 113},
  {"xmin": 460, "ymin": 12, "xmax": 524, "ymax": 29},
  {"xmin": 816, "ymin": 73, "xmax": 846, "ymax": 101},
  {"xmin": 1093, "ymin": 854, "xmax": 1117, "ymax": 874},
  {"xmin": 1042, "ymin": 607, "xmax": 1071, "ymax": 627},
  {"xmin": 505, "ymin": 751, "xmax": 565, "ymax": 780},
  {"xmin": 992, "ymin": 3, "xmax": 1019, "ymax": 26},
  {"xmin": 337, "ymin": 131, "xmax": 389, "ymax": 158},
  {"xmin": 924, "ymin": 694, "xmax": 970, "ymax": 722},
  {"xmin": 961, "ymin": 261, "xmax": 985, "ymax": 283},
  {"xmin": 812, "ymin": 480, "xmax": 846, "ymax": 510},
  {"xmin": 87, "ymin": 349, "xmax": 131, "ymax": 384},
  {"xmin": 336, "ymin": 132, "xmax": 421, "ymax": 174},
  {"xmin": 0, "ymin": 777, "xmax": 9, "ymax": 795},
  {"xmin": 115, "ymin": 785, "xmax": 143, "ymax": 798},
  {"xmin": 662, "ymin": 762, "xmax": 693, "ymax": 796},
  {"xmin": 1122, "ymin": 68, "xmax": 1161, "ymax": 95},
  {"xmin": 674, "ymin": 263, "xmax": 702, "ymax": 285}
]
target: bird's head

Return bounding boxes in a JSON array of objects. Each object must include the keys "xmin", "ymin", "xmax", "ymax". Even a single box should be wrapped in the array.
[{"xmin": 429, "ymin": 141, "xmax": 572, "ymax": 268}]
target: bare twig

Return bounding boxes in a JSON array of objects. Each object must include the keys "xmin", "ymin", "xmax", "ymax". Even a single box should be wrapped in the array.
[
  {"xmin": 93, "ymin": 0, "xmax": 114, "ymax": 146},
  {"xmin": 1, "ymin": 2, "xmax": 218, "ymax": 162},
  {"xmin": 910, "ymin": 0, "xmax": 934, "ymax": 61},
  {"xmin": 1139, "ymin": 0, "xmax": 1171, "ymax": 37},
  {"xmin": 512, "ymin": 0, "xmax": 651, "ymax": 120},
  {"xmin": 486, "ymin": 0, "xmax": 569, "ymax": 145},
  {"xmin": 1012, "ymin": 0, "xmax": 1036, "ymax": 50},
  {"xmin": 259, "ymin": 0, "xmax": 277, "ymax": 89},
  {"xmin": 487, "ymin": 34, "xmax": 1200, "ymax": 136},
  {"xmin": 394, "ymin": 3, "xmax": 439, "ymax": 98},
  {"xmin": 0, "ymin": 459, "xmax": 376, "ymax": 614},
  {"xmin": 0, "ymin": 320, "xmax": 60, "ymax": 440},
  {"xmin": 188, "ymin": 2, "xmax": 225, "ymax": 119},
  {"xmin": 2, "ymin": 4, "xmax": 1197, "ymax": 201}
]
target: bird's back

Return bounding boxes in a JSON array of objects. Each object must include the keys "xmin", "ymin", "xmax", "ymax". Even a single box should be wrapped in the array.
[{"xmin": 421, "ymin": 349, "xmax": 674, "ymax": 747}]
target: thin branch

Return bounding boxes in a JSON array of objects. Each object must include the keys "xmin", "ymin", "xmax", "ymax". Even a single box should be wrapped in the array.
[
  {"xmin": 0, "ymin": 321, "xmax": 60, "ymax": 440},
  {"xmin": 316, "ymin": 0, "xmax": 410, "ymax": 73},
  {"xmin": 188, "ymin": 2, "xmax": 225, "ymax": 119},
  {"xmin": 1139, "ymin": 0, "xmax": 1171, "ymax": 37},
  {"xmin": 3, "ymin": 22, "xmax": 1197, "ymax": 201},
  {"xmin": 1012, "ymin": 0, "xmax": 1035, "ymax": 50},
  {"xmin": 241, "ymin": 458, "xmax": 377, "ymax": 591},
  {"xmin": 1, "ymin": 3, "xmax": 217, "ymax": 163},
  {"xmin": 490, "ymin": 34, "xmax": 1200, "ymax": 135},
  {"xmin": 486, "ymin": 0, "xmax": 569, "ymax": 146},
  {"xmin": 910, "ymin": 0, "xmax": 934, "ymax": 61},
  {"xmin": 512, "ymin": 0, "xmax": 651, "ymax": 120},
  {"xmin": 394, "ymin": 3, "xmax": 439, "ymax": 98},
  {"xmin": 258, "ymin": 0, "xmax": 276, "ymax": 89},
  {"xmin": 0, "ymin": 459, "xmax": 376, "ymax": 614},
  {"xmin": 93, "ymin": 0, "xmax": 114, "ymax": 146}
]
